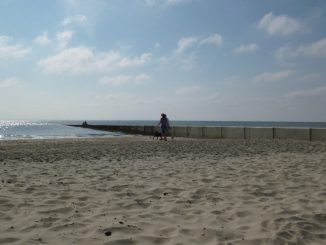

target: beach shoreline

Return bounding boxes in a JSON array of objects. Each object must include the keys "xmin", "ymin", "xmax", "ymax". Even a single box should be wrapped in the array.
[{"xmin": 1, "ymin": 136, "xmax": 326, "ymax": 244}]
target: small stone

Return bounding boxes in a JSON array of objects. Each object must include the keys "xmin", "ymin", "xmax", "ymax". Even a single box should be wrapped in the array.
[
  {"xmin": 163, "ymin": 192, "xmax": 168, "ymax": 196},
  {"xmin": 119, "ymin": 221, "xmax": 124, "ymax": 225},
  {"xmin": 105, "ymin": 231, "xmax": 112, "ymax": 236}
]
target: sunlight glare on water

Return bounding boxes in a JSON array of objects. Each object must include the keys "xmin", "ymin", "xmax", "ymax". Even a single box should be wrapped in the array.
[{"xmin": 0, "ymin": 120, "xmax": 120, "ymax": 140}]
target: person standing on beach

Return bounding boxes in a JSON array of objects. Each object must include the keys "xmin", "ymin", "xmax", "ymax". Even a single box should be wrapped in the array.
[{"xmin": 158, "ymin": 113, "xmax": 170, "ymax": 141}]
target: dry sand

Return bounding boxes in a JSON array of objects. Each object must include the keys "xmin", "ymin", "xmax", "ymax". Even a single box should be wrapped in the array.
[{"xmin": 0, "ymin": 136, "xmax": 326, "ymax": 245}]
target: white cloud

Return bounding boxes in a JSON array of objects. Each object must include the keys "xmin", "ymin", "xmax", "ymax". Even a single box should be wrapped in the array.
[
  {"xmin": 286, "ymin": 86, "xmax": 326, "ymax": 98},
  {"xmin": 38, "ymin": 46, "xmax": 93, "ymax": 74},
  {"xmin": 276, "ymin": 38, "xmax": 326, "ymax": 62},
  {"xmin": 176, "ymin": 85, "xmax": 200, "ymax": 95},
  {"xmin": 233, "ymin": 43, "xmax": 258, "ymax": 54},
  {"xmin": 296, "ymin": 38, "xmax": 326, "ymax": 57},
  {"xmin": 38, "ymin": 46, "xmax": 152, "ymax": 74},
  {"xmin": 0, "ymin": 35, "xmax": 30, "ymax": 59},
  {"xmin": 56, "ymin": 30, "xmax": 74, "ymax": 50},
  {"xmin": 33, "ymin": 32, "xmax": 51, "ymax": 46},
  {"xmin": 62, "ymin": 0, "xmax": 105, "ymax": 35},
  {"xmin": 176, "ymin": 34, "xmax": 223, "ymax": 54},
  {"xmin": 159, "ymin": 33, "xmax": 222, "ymax": 71},
  {"xmin": 116, "ymin": 53, "xmax": 152, "ymax": 68},
  {"xmin": 0, "ymin": 77, "xmax": 22, "ymax": 88},
  {"xmin": 176, "ymin": 37, "xmax": 198, "ymax": 54},
  {"xmin": 99, "ymin": 73, "xmax": 150, "ymax": 86},
  {"xmin": 258, "ymin": 12, "xmax": 304, "ymax": 37},
  {"xmin": 62, "ymin": 14, "xmax": 87, "ymax": 26},
  {"xmin": 145, "ymin": 0, "xmax": 191, "ymax": 7},
  {"xmin": 199, "ymin": 34, "xmax": 223, "ymax": 46},
  {"xmin": 254, "ymin": 70, "xmax": 295, "ymax": 83}
]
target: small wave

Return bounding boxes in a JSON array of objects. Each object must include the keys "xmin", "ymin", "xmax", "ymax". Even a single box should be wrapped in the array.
[
  {"xmin": 0, "ymin": 120, "xmax": 50, "ymax": 127},
  {"xmin": 0, "ymin": 133, "xmax": 122, "ymax": 140},
  {"xmin": 0, "ymin": 121, "xmax": 123, "ymax": 140},
  {"xmin": 74, "ymin": 133, "xmax": 117, "ymax": 138},
  {"xmin": 88, "ymin": 133, "xmax": 122, "ymax": 137},
  {"xmin": 0, "ymin": 134, "xmax": 33, "ymax": 140}
]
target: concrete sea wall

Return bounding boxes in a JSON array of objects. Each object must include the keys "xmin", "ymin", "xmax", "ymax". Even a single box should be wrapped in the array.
[{"xmin": 70, "ymin": 125, "xmax": 326, "ymax": 141}]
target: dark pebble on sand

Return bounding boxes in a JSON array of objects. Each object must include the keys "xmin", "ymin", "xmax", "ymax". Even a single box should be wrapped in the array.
[
  {"xmin": 119, "ymin": 221, "xmax": 124, "ymax": 225},
  {"xmin": 105, "ymin": 231, "xmax": 112, "ymax": 236},
  {"xmin": 163, "ymin": 192, "xmax": 168, "ymax": 196}
]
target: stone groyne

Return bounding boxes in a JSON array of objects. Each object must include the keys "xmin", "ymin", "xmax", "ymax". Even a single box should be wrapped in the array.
[{"xmin": 69, "ymin": 125, "xmax": 326, "ymax": 141}]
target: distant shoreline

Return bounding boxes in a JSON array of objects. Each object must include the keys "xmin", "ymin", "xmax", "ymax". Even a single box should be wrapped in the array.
[{"xmin": 1, "ymin": 120, "xmax": 326, "ymax": 141}]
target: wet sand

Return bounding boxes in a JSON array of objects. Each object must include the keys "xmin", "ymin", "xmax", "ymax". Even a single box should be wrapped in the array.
[{"xmin": 0, "ymin": 136, "xmax": 326, "ymax": 244}]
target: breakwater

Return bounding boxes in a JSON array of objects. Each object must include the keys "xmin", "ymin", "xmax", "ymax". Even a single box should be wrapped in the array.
[{"xmin": 69, "ymin": 125, "xmax": 326, "ymax": 141}]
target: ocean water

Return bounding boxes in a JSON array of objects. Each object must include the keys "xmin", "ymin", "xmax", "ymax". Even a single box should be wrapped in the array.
[
  {"xmin": 1, "ymin": 120, "xmax": 326, "ymax": 140},
  {"xmin": 79, "ymin": 120, "xmax": 326, "ymax": 128},
  {"xmin": 0, "ymin": 121, "xmax": 123, "ymax": 140}
]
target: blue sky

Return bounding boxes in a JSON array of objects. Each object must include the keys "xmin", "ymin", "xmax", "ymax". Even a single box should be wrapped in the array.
[{"xmin": 0, "ymin": 0, "xmax": 326, "ymax": 121}]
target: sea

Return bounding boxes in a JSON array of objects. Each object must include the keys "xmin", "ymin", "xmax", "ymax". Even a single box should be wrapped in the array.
[{"xmin": 1, "ymin": 120, "xmax": 326, "ymax": 140}]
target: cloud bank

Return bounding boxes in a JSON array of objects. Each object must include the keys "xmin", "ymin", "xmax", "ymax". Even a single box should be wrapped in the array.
[
  {"xmin": 38, "ymin": 46, "xmax": 152, "ymax": 74},
  {"xmin": 258, "ymin": 12, "xmax": 304, "ymax": 36}
]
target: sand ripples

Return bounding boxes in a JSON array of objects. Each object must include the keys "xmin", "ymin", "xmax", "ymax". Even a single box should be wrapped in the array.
[{"xmin": 0, "ymin": 137, "xmax": 326, "ymax": 244}]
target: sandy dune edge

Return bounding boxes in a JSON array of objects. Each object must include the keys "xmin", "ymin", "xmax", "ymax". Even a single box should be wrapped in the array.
[{"xmin": 0, "ymin": 137, "xmax": 326, "ymax": 245}]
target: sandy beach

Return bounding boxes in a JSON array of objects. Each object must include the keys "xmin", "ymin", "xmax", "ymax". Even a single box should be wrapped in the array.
[{"xmin": 0, "ymin": 136, "xmax": 326, "ymax": 245}]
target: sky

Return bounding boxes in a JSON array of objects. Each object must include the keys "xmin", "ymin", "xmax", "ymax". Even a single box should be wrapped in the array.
[{"xmin": 0, "ymin": 0, "xmax": 326, "ymax": 121}]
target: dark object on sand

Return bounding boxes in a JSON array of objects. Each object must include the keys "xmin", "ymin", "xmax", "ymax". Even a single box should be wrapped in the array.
[{"xmin": 153, "ymin": 131, "xmax": 162, "ymax": 140}]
